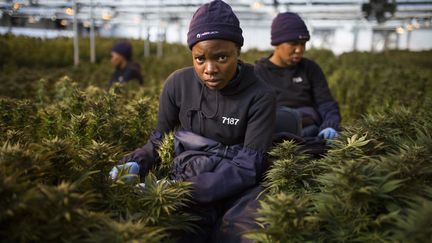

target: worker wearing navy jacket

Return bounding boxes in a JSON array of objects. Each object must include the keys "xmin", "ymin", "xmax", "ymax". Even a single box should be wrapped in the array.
[
  {"xmin": 255, "ymin": 12, "xmax": 341, "ymax": 140},
  {"xmin": 109, "ymin": 40, "xmax": 143, "ymax": 86},
  {"xmin": 109, "ymin": 1, "xmax": 276, "ymax": 242}
]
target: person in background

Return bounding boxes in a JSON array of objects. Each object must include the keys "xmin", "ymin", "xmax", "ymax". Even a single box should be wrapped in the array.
[
  {"xmin": 109, "ymin": 0, "xmax": 276, "ymax": 242},
  {"xmin": 254, "ymin": 12, "xmax": 341, "ymax": 140},
  {"xmin": 109, "ymin": 40, "xmax": 144, "ymax": 86}
]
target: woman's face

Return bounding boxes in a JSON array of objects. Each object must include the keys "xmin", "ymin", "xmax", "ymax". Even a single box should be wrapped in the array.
[
  {"xmin": 272, "ymin": 40, "xmax": 307, "ymax": 67},
  {"xmin": 192, "ymin": 39, "xmax": 240, "ymax": 90},
  {"xmin": 111, "ymin": 51, "xmax": 125, "ymax": 68}
]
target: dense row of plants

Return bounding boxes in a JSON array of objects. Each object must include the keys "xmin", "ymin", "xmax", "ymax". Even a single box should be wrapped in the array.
[
  {"xmin": 0, "ymin": 79, "xmax": 199, "ymax": 242},
  {"xmin": 0, "ymin": 35, "xmax": 192, "ymax": 99},
  {"xmin": 247, "ymin": 102, "xmax": 432, "ymax": 242},
  {"xmin": 2, "ymin": 35, "xmax": 431, "ymax": 123},
  {"xmin": 1, "ymin": 35, "xmax": 431, "ymax": 241}
]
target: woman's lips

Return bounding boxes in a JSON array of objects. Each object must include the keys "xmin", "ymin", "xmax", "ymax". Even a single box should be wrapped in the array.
[
  {"xmin": 291, "ymin": 56, "xmax": 302, "ymax": 63},
  {"xmin": 204, "ymin": 79, "xmax": 222, "ymax": 89},
  {"xmin": 204, "ymin": 79, "xmax": 221, "ymax": 84}
]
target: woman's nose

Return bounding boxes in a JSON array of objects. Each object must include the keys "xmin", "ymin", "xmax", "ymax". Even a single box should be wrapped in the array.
[
  {"xmin": 204, "ymin": 61, "xmax": 217, "ymax": 75},
  {"xmin": 294, "ymin": 44, "xmax": 304, "ymax": 53}
]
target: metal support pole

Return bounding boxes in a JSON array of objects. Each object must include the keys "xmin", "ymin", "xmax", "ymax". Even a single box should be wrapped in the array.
[
  {"xmin": 73, "ymin": 0, "xmax": 79, "ymax": 66},
  {"xmin": 7, "ymin": 9, "xmax": 13, "ymax": 34},
  {"xmin": 89, "ymin": 0, "xmax": 96, "ymax": 63},
  {"xmin": 157, "ymin": 0, "xmax": 163, "ymax": 58},
  {"xmin": 178, "ymin": 21, "xmax": 182, "ymax": 43},
  {"xmin": 383, "ymin": 32, "xmax": 389, "ymax": 50},
  {"xmin": 144, "ymin": 27, "xmax": 150, "ymax": 57},
  {"xmin": 309, "ymin": 25, "xmax": 314, "ymax": 49},
  {"xmin": 352, "ymin": 24, "xmax": 359, "ymax": 51},
  {"xmin": 396, "ymin": 32, "xmax": 400, "ymax": 50},
  {"xmin": 406, "ymin": 30, "xmax": 412, "ymax": 50},
  {"xmin": 371, "ymin": 30, "xmax": 375, "ymax": 52},
  {"xmin": 157, "ymin": 29, "xmax": 163, "ymax": 58}
]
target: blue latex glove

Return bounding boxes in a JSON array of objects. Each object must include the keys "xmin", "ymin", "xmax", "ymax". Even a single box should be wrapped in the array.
[
  {"xmin": 109, "ymin": 162, "xmax": 140, "ymax": 182},
  {"xmin": 318, "ymin": 127, "xmax": 338, "ymax": 139}
]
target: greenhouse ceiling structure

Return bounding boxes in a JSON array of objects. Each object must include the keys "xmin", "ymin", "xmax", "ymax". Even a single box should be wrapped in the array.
[{"xmin": 1, "ymin": 0, "xmax": 431, "ymax": 53}]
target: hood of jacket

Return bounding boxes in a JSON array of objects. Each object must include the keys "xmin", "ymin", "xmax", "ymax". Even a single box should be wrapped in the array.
[
  {"xmin": 188, "ymin": 61, "xmax": 262, "ymax": 134},
  {"xmin": 255, "ymin": 55, "xmax": 308, "ymax": 77}
]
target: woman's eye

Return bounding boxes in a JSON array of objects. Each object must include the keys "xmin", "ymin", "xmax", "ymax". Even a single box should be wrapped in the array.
[
  {"xmin": 195, "ymin": 57, "xmax": 204, "ymax": 63},
  {"xmin": 218, "ymin": 56, "xmax": 227, "ymax": 62}
]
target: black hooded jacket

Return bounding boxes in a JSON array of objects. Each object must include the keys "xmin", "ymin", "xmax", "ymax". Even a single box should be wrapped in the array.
[
  {"xmin": 109, "ymin": 61, "xmax": 143, "ymax": 86},
  {"xmin": 122, "ymin": 62, "xmax": 276, "ymax": 203},
  {"xmin": 255, "ymin": 56, "xmax": 341, "ymax": 131}
]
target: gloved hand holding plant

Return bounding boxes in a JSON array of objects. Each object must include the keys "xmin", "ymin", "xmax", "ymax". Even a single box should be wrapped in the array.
[
  {"xmin": 318, "ymin": 127, "xmax": 338, "ymax": 139},
  {"xmin": 109, "ymin": 161, "xmax": 140, "ymax": 182}
]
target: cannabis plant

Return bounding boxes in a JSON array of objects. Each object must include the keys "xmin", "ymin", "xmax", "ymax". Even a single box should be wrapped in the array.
[
  {"xmin": 265, "ymin": 140, "xmax": 318, "ymax": 194},
  {"xmin": 246, "ymin": 192, "xmax": 319, "ymax": 243}
]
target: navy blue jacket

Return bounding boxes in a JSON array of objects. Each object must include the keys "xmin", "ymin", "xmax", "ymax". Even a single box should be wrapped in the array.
[
  {"xmin": 254, "ymin": 56, "xmax": 341, "ymax": 131},
  {"xmin": 169, "ymin": 130, "xmax": 257, "ymax": 203},
  {"xmin": 122, "ymin": 62, "xmax": 276, "ymax": 203},
  {"xmin": 109, "ymin": 61, "xmax": 143, "ymax": 86}
]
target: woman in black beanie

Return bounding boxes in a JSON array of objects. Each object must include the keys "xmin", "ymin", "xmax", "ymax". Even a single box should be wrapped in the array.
[
  {"xmin": 109, "ymin": 40, "xmax": 143, "ymax": 86},
  {"xmin": 255, "ymin": 12, "xmax": 341, "ymax": 140},
  {"xmin": 109, "ymin": 0, "xmax": 276, "ymax": 242}
]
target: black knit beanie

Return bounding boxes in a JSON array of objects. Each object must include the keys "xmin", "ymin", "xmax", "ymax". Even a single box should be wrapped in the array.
[
  {"xmin": 271, "ymin": 12, "xmax": 310, "ymax": 46},
  {"xmin": 187, "ymin": 0, "xmax": 244, "ymax": 49},
  {"xmin": 112, "ymin": 41, "xmax": 132, "ymax": 60}
]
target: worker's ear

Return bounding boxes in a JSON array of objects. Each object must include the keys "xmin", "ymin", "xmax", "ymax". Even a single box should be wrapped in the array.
[{"xmin": 236, "ymin": 45, "xmax": 241, "ymax": 57}]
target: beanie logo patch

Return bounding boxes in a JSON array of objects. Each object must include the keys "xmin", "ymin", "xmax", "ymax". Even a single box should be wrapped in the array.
[
  {"xmin": 292, "ymin": 76, "xmax": 303, "ymax": 83},
  {"xmin": 298, "ymin": 35, "xmax": 309, "ymax": 40},
  {"xmin": 196, "ymin": 31, "xmax": 219, "ymax": 39}
]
